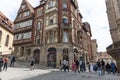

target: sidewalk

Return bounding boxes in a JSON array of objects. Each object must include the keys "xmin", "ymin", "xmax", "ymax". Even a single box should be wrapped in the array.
[
  {"xmin": 1, "ymin": 61, "xmax": 120, "ymax": 80},
  {"xmin": 15, "ymin": 60, "xmax": 59, "ymax": 71}
]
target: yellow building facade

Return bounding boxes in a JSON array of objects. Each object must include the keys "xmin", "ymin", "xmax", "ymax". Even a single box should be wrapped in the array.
[{"xmin": 0, "ymin": 12, "xmax": 14, "ymax": 55}]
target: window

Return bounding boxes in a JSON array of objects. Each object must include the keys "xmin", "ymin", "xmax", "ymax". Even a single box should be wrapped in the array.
[
  {"xmin": 63, "ymin": 2, "xmax": 67, "ymax": 9},
  {"xmin": 48, "ymin": 1, "xmax": 53, "ymax": 8},
  {"xmin": 37, "ymin": 22, "xmax": 41, "ymax": 30},
  {"xmin": 21, "ymin": 4, "xmax": 26, "ymax": 9},
  {"xmin": 18, "ymin": 14, "xmax": 22, "ymax": 18},
  {"xmin": 49, "ymin": 17, "xmax": 53, "ymax": 25},
  {"xmin": 63, "ymin": 18, "xmax": 68, "ymax": 24},
  {"xmin": 63, "ymin": 32, "xmax": 68, "ymax": 42},
  {"xmin": 37, "ymin": 9, "xmax": 42, "ymax": 16},
  {"xmin": 0, "ymin": 31, "xmax": 2, "ymax": 43},
  {"xmin": 63, "ymin": 48, "xmax": 68, "ymax": 54},
  {"xmin": 36, "ymin": 35, "xmax": 40, "ymax": 45},
  {"xmin": 50, "ymin": 32, "xmax": 55, "ymax": 43},
  {"xmin": 23, "ymin": 11, "xmax": 30, "ymax": 17},
  {"xmin": 23, "ymin": 32, "xmax": 31, "ymax": 39},
  {"xmin": 15, "ymin": 20, "xmax": 32, "ymax": 29},
  {"xmin": 63, "ymin": 48, "xmax": 69, "ymax": 60},
  {"xmin": 5, "ymin": 35, "xmax": 9, "ymax": 47}
]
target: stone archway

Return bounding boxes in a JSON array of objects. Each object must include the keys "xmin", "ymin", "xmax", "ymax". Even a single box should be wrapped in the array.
[
  {"xmin": 47, "ymin": 47, "xmax": 56, "ymax": 68},
  {"xmin": 33, "ymin": 49, "xmax": 40, "ymax": 63}
]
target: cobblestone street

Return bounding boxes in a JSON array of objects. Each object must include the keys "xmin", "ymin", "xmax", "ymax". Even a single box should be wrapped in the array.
[{"xmin": 0, "ymin": 62, "xmax": 120, "ymax": 80}]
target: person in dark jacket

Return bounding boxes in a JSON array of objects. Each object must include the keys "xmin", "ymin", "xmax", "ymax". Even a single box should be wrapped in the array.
[
  {"xmin": 30, "ymin": 58, "xmax": 35, "ymax": 71},
  {"xmin": 110, "ymin": 61, "xmax": 116, "ymax": 75},
  {"xmin": 106, "ymin": 62, "xmax": 111, "ymax": 74},
  {"xmin": 0, "ymin": 56, "xmax": 3, "ymax": 72},
  {"xmin": 97, "ymin": 59, "xmax": 102, "ymax": 76},
  {"xmin": 10, "ymin": 55, "xmax": 16, "ymax": 67},
  {"xmin": 101, "ymin": 59, "xmax": 105, "ymax": 74}
]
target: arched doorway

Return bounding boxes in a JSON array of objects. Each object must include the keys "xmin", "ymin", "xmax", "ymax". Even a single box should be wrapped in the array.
[
  {"xmin": 47, "ymin": 47, "xmax": 56, "ymax": 68},
  {"xmin": 33, "ymin": 49, "xmax": 40, "ymax": 63}
]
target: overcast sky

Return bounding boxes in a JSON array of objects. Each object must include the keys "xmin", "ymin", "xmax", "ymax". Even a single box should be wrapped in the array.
[{"xmin": 0, "ymin": 0, "xmax": 112, "ymax": 52}]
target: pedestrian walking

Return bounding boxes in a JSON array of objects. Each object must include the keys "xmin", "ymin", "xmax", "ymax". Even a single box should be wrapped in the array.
[
  {"xmin": 93, "ymin": 62, "xmax": 97, "ymax": 72},
  {"xmin": 97, "ymin": 59, "xmax": 102, "ymax": 76},
  {"xmin": 90, "ymin": 62, "xmax": 94, "ymax": 72},
  {"xmin": 59, "ymin": 59, "xmax": 63, "ymax": 71},
  {"xmin": 87, "ymin": 62, "xmax": 90, "ymax": 72},
  {"xmin": 106, "ymin": 62, "xmax": 111, "ymax": 74},
  {"xmin": 71, "ymin": 61, "xmax": 76, "ymax": 73},
  {"xmin": 0, "ymin": 56, "xmax": 3, "ymax": 72},
  {"xmin": 30, "ymin": 58, "xmax": 35, "ymax": 71},
  {"xmin": 10, "ymin": 55, "xmax": 16, "ymax": 67},
  {"xmin": 63, "ymin": 59, "xmax": 67, "ymax": 72},
  {"xmin": 101, "ymin": 59, "xmax": 105, "ymax": 74},
  {"xmin": 65, "ymin": 60, "xmax": 69, "ymax": 72},
  {"xmin": 81, "ymin": 61, "xmax": 86, "ymax": 72},
  {"xmin": 110, "ymin": 61, "xmax": 116, "ymax": 75},
  {"xmin": 2, "ymin": 56, "xmax": 8, "ymax": 71},
  {"xmin": 75, "ymin": 59, "xmax": 80, "ymax": 73}
]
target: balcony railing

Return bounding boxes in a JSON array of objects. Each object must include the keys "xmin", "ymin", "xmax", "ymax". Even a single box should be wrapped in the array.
[
  {"xmin": 45, "ymin": 7, "xmax": 58, "ymax": 13},
  {"xmin": 13, "ymin": 38, "xmax": 32, "ymax": 45},
  {"xmin": 61, "ymin": 23, "xmax": 72, "ymax": 29},
  {"xmin": 14, "ymin": 26, "xmax": 32, "ymax": 33}
]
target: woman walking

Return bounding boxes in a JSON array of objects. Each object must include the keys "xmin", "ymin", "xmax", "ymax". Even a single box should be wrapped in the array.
[{"xmin": 71, "ymin": 61, "xmax": 76, "ymax": 73}]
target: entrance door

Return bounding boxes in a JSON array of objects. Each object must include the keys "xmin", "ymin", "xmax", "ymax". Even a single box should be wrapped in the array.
[
  {"xmin": 47, "ymin": 48, "xmax": 56, "ymax": 68},
  {"xmin": 33, "ymin": 49, "xmax": 40, "ymax": 64}
]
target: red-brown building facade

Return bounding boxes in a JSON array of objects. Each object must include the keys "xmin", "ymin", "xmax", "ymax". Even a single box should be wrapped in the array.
[{"xmin": 13, "ymin": 0, "xmax": 92, "ymax": 68}]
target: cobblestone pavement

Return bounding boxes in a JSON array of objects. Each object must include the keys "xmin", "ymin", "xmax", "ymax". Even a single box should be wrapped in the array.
[{"xmin": 0, "ymin": 61, "xmax": 120, "ymax": 80}]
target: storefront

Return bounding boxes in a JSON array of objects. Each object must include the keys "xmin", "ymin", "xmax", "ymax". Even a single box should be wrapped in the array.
[
  {"xmin": 33, "ymin": 49, "xmax": 40, "ymax": 63},
  {"xmin": 47, "ymin": 47, "xmax": 56, "ymax": 68}
]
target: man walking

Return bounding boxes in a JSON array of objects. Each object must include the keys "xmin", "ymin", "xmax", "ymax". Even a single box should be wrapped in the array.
[
  {"xmin": 10, "ymin": 55, "xmax": 16, "ymax": 67},
  {"xmin": 3, "ymin": 56, "xmax": 8, "ymax": 71},
  {"xmin": 0, "ymin": 56, "xmax": 3, "ymax": 72},
  {"xmin": 101, "ymin": 59, "xmax": 105, "ymax": 74},
  {"xmin": 110, "ymin": 61, "xmax": 116, "ymax": 75}
]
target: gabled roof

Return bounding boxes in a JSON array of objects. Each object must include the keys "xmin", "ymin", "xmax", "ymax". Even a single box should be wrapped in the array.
[
  {"xmin": 0, "ymin": 11, "xmax": 14, "ymax": 33},
  {"xmin": 14, "ymin": 0, "xmax": 34, "ymax": 22},
  {"xmin": 0, "ymin": 11, "xmax": 14, "ymax": 27},
  {"xmin": 24, "ymin": 0, "xmax": 34, "ymax": 13}
]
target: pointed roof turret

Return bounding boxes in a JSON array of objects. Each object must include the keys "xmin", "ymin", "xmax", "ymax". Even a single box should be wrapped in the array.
[
  {"xmin": 18, "ymin": 0, "xmax": 34, "ymax": 13},
  {"xmin": 24, "ymin": 0, "xmax": 34, "ymax": 13},
  {"xmin": 14, "ymin": 0, "xmax": 34, "ymax": 22}
]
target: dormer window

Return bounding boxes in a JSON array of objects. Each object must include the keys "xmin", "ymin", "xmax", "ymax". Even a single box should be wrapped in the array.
[{"xmin": 21, "ymin": 4, "xmax": 26, "ymax": 9}]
